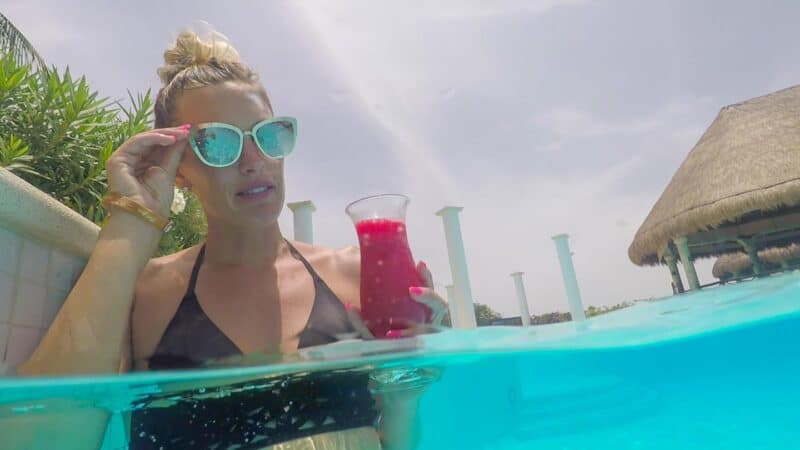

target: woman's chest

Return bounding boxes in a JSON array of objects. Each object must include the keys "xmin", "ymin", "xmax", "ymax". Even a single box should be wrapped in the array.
[{"xmin": 194, "ymin": 266, "xmax": 317, "ymax": 354}]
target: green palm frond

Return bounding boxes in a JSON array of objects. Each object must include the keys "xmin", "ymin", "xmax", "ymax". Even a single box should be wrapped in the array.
[
  {"xmin": 0, "ymin": 39, "xmax": 205, "ymax": 254},
  {"xmin": 0, "ymin": 13, "xmax": 47, "ymax": 73}
]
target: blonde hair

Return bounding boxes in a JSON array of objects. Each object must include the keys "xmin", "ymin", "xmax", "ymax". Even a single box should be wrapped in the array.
[{"xmin": 154, "ymin": 26, "xmax": 271, "ymax": 128}]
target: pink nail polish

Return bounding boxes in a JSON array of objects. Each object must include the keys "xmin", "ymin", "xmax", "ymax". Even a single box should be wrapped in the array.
[
  {"xmin": 409, "ymin": 286, "xmax": 423, "ymax": 295},
  {"xmin": 419, "ymin": 261, "xmax": 427, "ymax": 269},
  {"xmin": 386, "ymin": 330, "xmax": 402, "ymax": 339}
]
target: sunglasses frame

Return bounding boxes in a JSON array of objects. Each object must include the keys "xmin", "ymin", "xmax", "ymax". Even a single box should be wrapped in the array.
[{"xmin": 188, "ymin": 116, "xmax": 298, "ymax": 168}]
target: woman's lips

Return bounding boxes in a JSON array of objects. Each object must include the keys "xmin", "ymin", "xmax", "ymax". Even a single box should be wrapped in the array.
[{"xmin": 235, "ymin": 184, "xmax": 274, "ymax": 200}]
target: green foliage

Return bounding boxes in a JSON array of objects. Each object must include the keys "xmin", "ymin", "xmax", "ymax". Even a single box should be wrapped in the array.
[
  {"xmin": 0, "ymin": 52, "xmax": 149, "ymax": 222},
  {"xmin": 156, "ymin": 192, "xmax": 207, "ymax": 256},
  {"xmin": 474, "ymin": 302, "xmax": 503, "ymax": 326},
  {"xmin": 0, "ymin": 134, "xmax": 34, "ymax": 175},
  {"xmin": 530, "ymin": 311, "xmax": 572, "ymax": 325},
  {"xmin": 585, "ymin": 302, "xmax": 633, "ymax": 318},
  {"xmin": 1, "ymin": 13, "xmax": 47, "ymax": 73},
  {"xmin": 441, "ymin": 302, "xmax": 503, "ymax": 327},
  {"xmin": 530, "ymin": 301, "xmax": 634, "ymax": 325},
  {"xmin": 0, "ymin": 50, "xmax": 206, "ymax": 254},
  {"xmin": 450, "ymin": 301, "xmax": 637, "ymax": 326}
]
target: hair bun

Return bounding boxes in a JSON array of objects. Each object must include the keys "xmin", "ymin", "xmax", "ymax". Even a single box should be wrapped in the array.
[{"xmin": 157, "ymin": 22, "xmax": 241, "ymax": 85}]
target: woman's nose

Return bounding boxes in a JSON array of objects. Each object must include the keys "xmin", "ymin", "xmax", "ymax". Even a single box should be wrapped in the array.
[{"xmin": 237, "ymin": 136, "xmax": 267, "ymax": 174}]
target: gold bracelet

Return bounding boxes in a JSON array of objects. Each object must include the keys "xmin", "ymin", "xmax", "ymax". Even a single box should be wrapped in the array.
[{"xmin": 102, "ymin": 191, "xmax": 172, "ymax": 231}]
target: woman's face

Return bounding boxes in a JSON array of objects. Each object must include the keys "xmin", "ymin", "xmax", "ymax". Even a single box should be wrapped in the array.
[{"xmin": 173, "ymin": 81, "xmax": 286, "ymax": 228}]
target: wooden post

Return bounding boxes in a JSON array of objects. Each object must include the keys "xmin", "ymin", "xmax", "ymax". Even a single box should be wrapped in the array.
[
  {"xmin": 738, "ymin": 239, "xmax": 764, "ymax": 276},
  {"xmin": 663, "ymin": 249, "xmax": 685, "ymax": 294},
  {"xmin": 674, "ymin": 236, "xmax": 700, "ymax": 290}
]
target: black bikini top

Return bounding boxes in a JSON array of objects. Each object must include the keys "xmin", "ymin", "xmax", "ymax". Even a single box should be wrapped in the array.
[
  {"xmin": 147, "ymin": 240, "xmax": 357, "ymax": 369},
  {"xmin": 131, "ymin": 240, "xmax": 377, "ymax": 449}
]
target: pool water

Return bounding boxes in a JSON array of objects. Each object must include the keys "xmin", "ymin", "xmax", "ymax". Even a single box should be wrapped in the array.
[{"xmin": 1, "ymin": 271, "xmax": 799, "ymax": 449}]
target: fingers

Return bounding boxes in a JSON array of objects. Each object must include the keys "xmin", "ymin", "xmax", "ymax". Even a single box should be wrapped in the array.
[
  {"xmin": 154, "ymin": 126, "xmax": 191, "ymax": 175},
  {"xmin": 343, "ymin": 303, "xmax": 374, "ymax": 340},
  {"xmin": 386, "ymin": 324, "xmax": 444, "ymax": 338},
  {"xmin": 409, "ymin": 286, "xmax": 448, "ymax": 325},
  {"xmin": 137, "ymin": 132, "xmax": 181, "ymax": 148},
  {"xmin": 158, "ymin": 124, "xmax": 192, "ymax": 137},
  {"xmin": 134, "ymin": 128, "xmax": 189, "ymax": 183},
  {"xmin": 123, "ymin": 129, "xmax": 187, "ymax": 158},
  {"xmin": 161, "ymin": 138, "xmax": 187, "ymax": 176},
  {"xmin": 143, "ymin": 165, "xmax": 168, "ymax": 180},
  {"xmin": 416, "ymin": 261, "xmax": 434, "ymax": 288}
]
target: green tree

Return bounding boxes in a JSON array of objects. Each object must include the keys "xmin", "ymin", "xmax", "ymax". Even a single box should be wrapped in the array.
[
  {"xmin": 442, "ymin": 302, "xmax": 503, "ymax": 327},
  {"xmin": 0, "ymin": 12, "xmax": 47, "ymax": 73},
  {"xmin": 474, "ymin": 302, "xmax": 503, "ymax": 326},
  {"xmin": 0, "ymin": 48, "xmax": 152, "ymax": 222},
  {"xmin": 156, "ymin": 192, "xmax": 207, "ymax": 255},
  {"xmin": 1, "ymin": 34, "xmax": 205, "ymax": 255}
]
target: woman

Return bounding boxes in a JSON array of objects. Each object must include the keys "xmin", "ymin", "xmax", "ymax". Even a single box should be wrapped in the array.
[{"xmin": 19, "ymin": 28, "xmax": 447, "ymax": 450}]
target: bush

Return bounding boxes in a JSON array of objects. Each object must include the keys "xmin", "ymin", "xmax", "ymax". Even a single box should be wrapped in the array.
[
  {"xmin": 0, "ymin": 52, "xmax": 206, "ymax": 255},
  {"xmin": 441, "ymin": 301, "xmax": 503, "ymax": 327},
  {"xmin": 157, "ymin": 191, "xmax": 207, "ymax": 255}
]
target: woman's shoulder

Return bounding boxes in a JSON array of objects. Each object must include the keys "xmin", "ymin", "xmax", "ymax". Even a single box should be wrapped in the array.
[
  {"xmin": 287, "ymin": 240, "xmax": 361, "ymax": 306},
  {"xmin": 135, "ymin": 245, "xmax": 203, "ymax": 302},
  {"xmin": 131, "ymin": 245, "xmax": 204, "ymax": 366},
  {"xmin": 287, "ymin": 240, "xmax": 360, "ymax": 276}
]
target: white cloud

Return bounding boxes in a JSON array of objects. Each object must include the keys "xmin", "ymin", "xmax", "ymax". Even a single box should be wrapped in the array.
[
  {"xmin": 290, "ymin": 2, "xmax": 462, "ymax": 200},
  {"xmin": 532, "ymin": 96, "xmax": 717, "ymax": 140},
  {"xmin": 533, "ymin": 107, "xmax": 662, "ymax": 137},
  {"xmin": 537, "ymin": 140, "xmax": 564, "ymax": 153},
  {"xmin": 2, "ymin": 2, "xmax": 85, "ymax": 51},
  {"xmin": 423, "ymin": 0, "xmax": 592, "ymax": 20}
]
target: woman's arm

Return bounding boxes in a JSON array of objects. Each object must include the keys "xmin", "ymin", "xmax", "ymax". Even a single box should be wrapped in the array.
[
  {"xmin": 4, "ymin": 218, "xmax": 153, "ymax": 450},
  {"xmin": 329, "ymin": 247, "xmax": 447, "ymax": 450},
  {"xmin": 375, "ymin": 386, "xmax": 427, "ymax": 450},
  {"xmin": 4, "ymin": 128, "xmax": 188, "ymax": 450},
  {"xmin": 17, "ymin": 128, "xmax": 188, "ymax": 376},
  {"xmin": 16, "ymin": 213, "xmax": 162, "ymax": 376}
]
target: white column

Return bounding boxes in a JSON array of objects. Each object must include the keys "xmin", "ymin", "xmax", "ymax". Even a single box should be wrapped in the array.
[
  {"xmin": 510, "ymin": 272, "xmax": 531, "ymax": 327},
  {"xmin": 444, "ymin": 284, "xmax": 459, "ymax": 327},
  {"xmin": 435, "ymin": 206, "xmax": 477, "ymax": 329},
  {"xmin": 674, "ymin": 236, "xmax": 700, "ymax": 290},
  {"xmin": 286, "ymin": 200, "xmax": 316, "ymax": 244},
  {"xmin": 552, "ymin": 234, "xmax": 586, "ymax": 322}
]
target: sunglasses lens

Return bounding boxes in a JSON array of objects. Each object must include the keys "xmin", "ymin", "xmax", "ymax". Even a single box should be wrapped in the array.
[
  {"xmin": 191, "ymin": 127, "xmax": 241, "ymax": 166},
  {"xmin": 255, "ymin": 119, "xmax": 296, "ymax": 159}
]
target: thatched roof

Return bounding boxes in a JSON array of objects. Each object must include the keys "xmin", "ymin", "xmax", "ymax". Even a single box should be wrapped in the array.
[
  {"xmin": 712, "ymin": 244, "xmax": 800, "ymax": 280},
  {"xmin": 630, "ymin": 85, "xmax": 800, "ymax": 266},
  {"xmin": 712, "ymin": 252, "xmax": 750, "ymax": 280}
]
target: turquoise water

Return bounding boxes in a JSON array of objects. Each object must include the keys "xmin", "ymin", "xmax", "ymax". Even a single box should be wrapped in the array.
[{"xmin": 1, "ymin": 271, "xmax": 799, "ymax": 449}]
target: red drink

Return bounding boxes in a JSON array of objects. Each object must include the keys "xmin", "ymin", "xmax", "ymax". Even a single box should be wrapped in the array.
[{"xmin": 356, "ymin": 218, "xmax": 430, "ymax": 337}]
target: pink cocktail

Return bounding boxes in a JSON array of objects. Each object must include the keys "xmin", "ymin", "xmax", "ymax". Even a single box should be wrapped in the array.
[{"xmin": 346, "ymin": 195, "xmax": 430, "ymax": 338}]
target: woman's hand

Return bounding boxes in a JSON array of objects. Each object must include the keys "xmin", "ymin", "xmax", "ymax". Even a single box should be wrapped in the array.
[
  {"xmin": 345, "ymin": 261, "xmax": 449, "ymax": 339},
  {"xmin": 381, "ymin": 261, "xmax": 449, "ymax": 338},
  {"xmin": 403, "ymin": 261, "xmax": 449, "ymax": 334},
  {"xmin": 105, "ymin": 125, "xmax": 190, "ymax": 216}
]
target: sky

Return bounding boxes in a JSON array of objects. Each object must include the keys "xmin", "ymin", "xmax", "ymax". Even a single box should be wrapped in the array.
[{"xmin": 4, "ymin": 0, "xmax": 800, "ymax": 317}]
